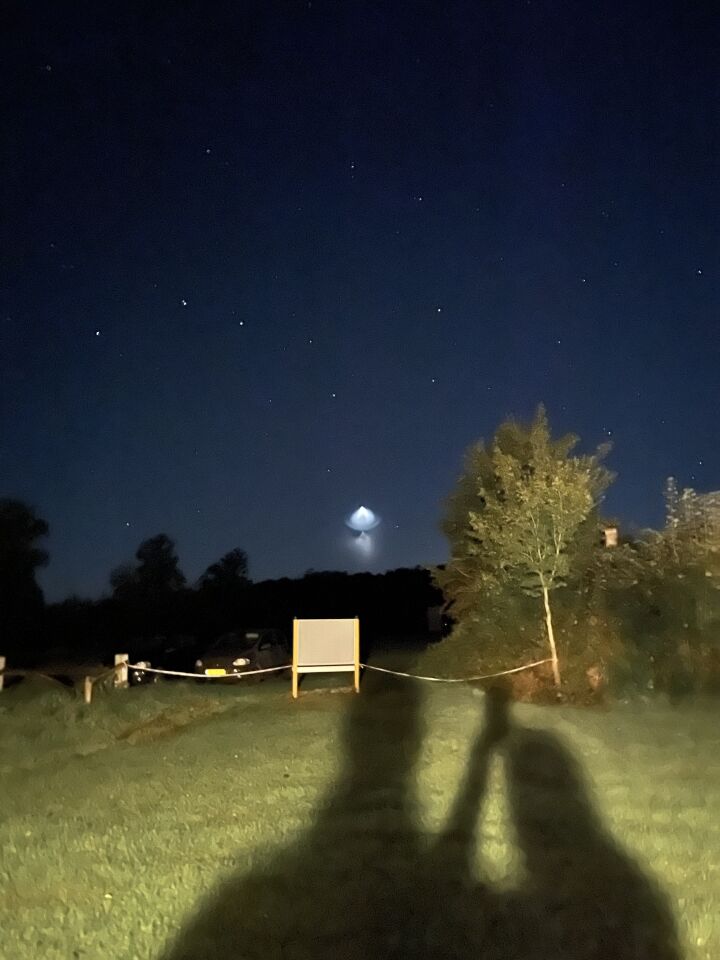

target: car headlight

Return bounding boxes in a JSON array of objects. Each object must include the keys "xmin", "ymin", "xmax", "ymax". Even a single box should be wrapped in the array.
[
  {"xmin": 233, "ymin": 657, "xmax": 250, "ymax": 667},
  {"xmin": 195, "ymin": 659, "xmax": 203, "ymax": 668}
]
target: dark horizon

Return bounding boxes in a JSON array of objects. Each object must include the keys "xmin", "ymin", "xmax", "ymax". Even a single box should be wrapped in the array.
[{"xmin": 3, "ymin": 1, "xmax": 718, "ymax": 603}]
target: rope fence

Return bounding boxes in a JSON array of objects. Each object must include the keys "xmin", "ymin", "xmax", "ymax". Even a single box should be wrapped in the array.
[
  {"xmin": 0, "ymin": 655, "xmax": 553, "ymax": 703},
  {"xmin": 120, "ymin": 657, "xmax": 553, "ymax": 688},
  {"xmin": 360, "ymin": 658, "xmax": 553, "ymax": 683},
  {"xmin": 123, "ymin": 662, "xmax": 290, "ymax": 679}
]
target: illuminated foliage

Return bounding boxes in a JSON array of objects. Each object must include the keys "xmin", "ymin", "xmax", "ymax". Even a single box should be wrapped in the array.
[{"xmin": 437, "ymin": 407, "xmax": 613, "ymax": 686}]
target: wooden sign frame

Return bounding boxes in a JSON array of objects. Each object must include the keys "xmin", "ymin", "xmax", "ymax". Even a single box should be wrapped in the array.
[{"xmin": 292, "ymin": 617, "xmax": 360, "ymax": 698}]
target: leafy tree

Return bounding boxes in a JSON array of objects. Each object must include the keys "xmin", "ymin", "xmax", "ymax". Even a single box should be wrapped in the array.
[
  {"xmin": 0, "ymin": 498, "xmax": 49, "ymax": 586},
  {"xmin": 135, "ymin": 534, "xmax": 186, "ymax": 592},
  {"xmin": 0, "ymin": 499, "xmax": 49, "ymax": 655},
  {"xmin": 110, "ymin": 536, "xmax": 187, "ymax": 644},
  {"xmin": 437, "ymin": 418, "xmax": 537, "ymax": 626},
  {"xmin": 633, "ymin": 480, "xmax": 720, "ymax": 588},
  {"xmin": 194, "ymin": 548, "xmax": 251, "ymax": 636},
  {"xmin": 633, "ymin": 479, "xmax": 720, "ymax": 636},
  {"xmin": 199, "ymin": 548, "xmax": 249, "ymax": 589},
  {"xmin": 436, "ymin": 407, "xmax": 613, "ymax": 687},
  {"xmin": 109, "ymin": 562, "xmax": 138, "ymax": 598},
  {"xmin": 662, "ymin": 478, "xmax": 720, "ymax": 569},
  {"xmin": 111, "ymin": 533, "xmax": 186, "ymax": 600}
]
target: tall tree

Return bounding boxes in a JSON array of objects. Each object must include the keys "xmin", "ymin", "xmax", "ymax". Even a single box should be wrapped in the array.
[
  {"xmin": 639, "ymin": 479, "xmax": 720, "ymax": 631},
  {"xmin": 440, "ymin": 419, "xmax": 545, "ymax": 615},
  {"xmin": 0, "ymin": 499, "xmax": 49, "ymax": 652},
  {"xmin": 110, "ymin": 534, "xmax": 187, "ymax": 640},
  {"xmin": 196, "ymin": 548, "xmax": 251, "ymax": 635},
  {"xmin": 436, "ymin": 407, "xmax": 613, "ymax": 687},
  {"xmin": 199, "ymin": 548, "xmax": 249, "ymax": 589},
  {"xmin": 662, "ymin": 478, "xmax": 720, "ymax": 567},
  {"xmin": 110, "ymin": 534, "xmax": 186, "ymax": 602},
  {"xmin": 135, "ymin": 534, "xmax": 186, "ymax": 591}
]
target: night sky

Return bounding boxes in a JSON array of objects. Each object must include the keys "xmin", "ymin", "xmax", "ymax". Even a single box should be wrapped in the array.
[{"xmin": 2, "ymin": 2, "xmax": 718, "ymax": 602}]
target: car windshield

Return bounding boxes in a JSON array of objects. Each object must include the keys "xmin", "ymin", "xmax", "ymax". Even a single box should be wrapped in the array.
[{"xmin": 209, "ymin": 635, "xmax": 257, "ymax": 654}]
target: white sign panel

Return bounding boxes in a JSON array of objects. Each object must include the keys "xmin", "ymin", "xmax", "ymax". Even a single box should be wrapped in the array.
[{"xmin": 292, "ymin": 618, "xmax": 360, "ymax": 698}]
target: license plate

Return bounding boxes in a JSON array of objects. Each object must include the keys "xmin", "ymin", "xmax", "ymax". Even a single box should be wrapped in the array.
[{"xmin": 205, "ymin": 668, "xmax": 226, "ymax": 676}]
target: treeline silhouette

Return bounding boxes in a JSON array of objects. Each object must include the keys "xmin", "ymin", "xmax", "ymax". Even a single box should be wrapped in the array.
[{"xmin": 0, "ymin": 499, "xmax": 442, "ymax": 667}]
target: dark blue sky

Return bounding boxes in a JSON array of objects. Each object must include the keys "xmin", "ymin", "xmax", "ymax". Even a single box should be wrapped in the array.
[{"xmin": 2, "ymin": 1, "xmax": 718, "ymax": 601}]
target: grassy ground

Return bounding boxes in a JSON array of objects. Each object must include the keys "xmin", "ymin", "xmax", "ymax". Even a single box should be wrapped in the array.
[{"xmin": 0, "ymin": 667, "xmax": 718, "ymax": 959}]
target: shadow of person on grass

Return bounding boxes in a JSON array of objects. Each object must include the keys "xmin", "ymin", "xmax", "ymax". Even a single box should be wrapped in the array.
[
  {"xmin": 499, "ymin": 723, "xmax": 682, "ymax": 959},
  {"xmin": 160, "ymin": 675, "xmax": 428, "ymax": 960},
  {"xmin": 160, "ymin": 678, "xmax": 682, "ymax": 960}
]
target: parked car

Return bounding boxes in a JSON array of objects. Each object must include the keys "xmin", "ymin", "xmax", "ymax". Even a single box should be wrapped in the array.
[
  {"xmin": 194, "ymin": 628, "xmax": 289, "ymax": 680},
  {"xmin": 128, "ymin": 634, "xmax": 198, "ymax": 685}
]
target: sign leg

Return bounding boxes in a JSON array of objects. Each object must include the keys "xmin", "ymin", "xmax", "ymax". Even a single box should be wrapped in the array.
[{"xmin": 354, "ymin": 618, "xmax": 360, "ymax": 692}]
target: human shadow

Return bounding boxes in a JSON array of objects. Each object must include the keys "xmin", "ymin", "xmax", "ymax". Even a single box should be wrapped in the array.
[
  {"xmin": 425, "ymin": 684, "xmax": 682, "ymax": 959},
  {"xmin": 159, "ymin": 678, "xmax": 682, "ymax": 960},
  {"xmin": 499, "ymin": 721, "xmax": 683, "ymax": 959},
  {"xmin": 160, "ymin": 675, "xmax": 428, "ymax": 960}
]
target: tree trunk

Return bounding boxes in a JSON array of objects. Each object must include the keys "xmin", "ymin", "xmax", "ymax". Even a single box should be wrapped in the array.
[{"xmin": 541, "ymin": 584, "xmax": 561, "ymax": 687}]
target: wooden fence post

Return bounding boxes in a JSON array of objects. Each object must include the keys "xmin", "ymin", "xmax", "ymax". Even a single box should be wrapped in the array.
[
  {"xmin": 0, "ymin": 655, "xmax": 5, "ymax": 692},
  {"xmin": 114, "ymin": 654, "xmax": 129, "ymax": 688}
]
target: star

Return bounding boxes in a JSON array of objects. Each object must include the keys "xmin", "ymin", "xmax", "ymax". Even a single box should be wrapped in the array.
[
  {"xmin": 180, "ymin": 299, "xmax": 188, "ymax": 307},
  {"xmin": 95, "ymin": 330, "xmax": 101, "ymax": 336}
]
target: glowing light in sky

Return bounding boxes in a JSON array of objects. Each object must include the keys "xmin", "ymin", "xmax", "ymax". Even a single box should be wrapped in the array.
[{"xmin": 345, "ymin": 505, "xmax": 380, "ymax": 532}]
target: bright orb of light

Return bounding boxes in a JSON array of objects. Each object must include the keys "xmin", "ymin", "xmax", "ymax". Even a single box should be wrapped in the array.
[{"xmin": 346, "ymin": 505, "xmax": 380, "ymax": 532}]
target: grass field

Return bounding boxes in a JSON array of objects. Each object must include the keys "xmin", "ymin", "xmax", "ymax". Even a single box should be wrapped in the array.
[{"xmin": 0, "ymin": 667, "xmax": 718, "ymax": 959}]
